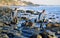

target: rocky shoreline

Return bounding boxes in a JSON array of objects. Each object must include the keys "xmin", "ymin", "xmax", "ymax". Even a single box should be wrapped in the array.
[{"xmin": 0, "ymin": 7, "xmax": 60, "ymax": 38}]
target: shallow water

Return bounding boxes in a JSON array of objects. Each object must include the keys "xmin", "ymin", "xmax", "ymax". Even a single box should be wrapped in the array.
[
  {"xmin": 10, "ymin": 6, "xmax": 60, "ymax": 20},
  {"xmin": 16, "ymin": 5, "xmax": 60, "ymax": 27}
]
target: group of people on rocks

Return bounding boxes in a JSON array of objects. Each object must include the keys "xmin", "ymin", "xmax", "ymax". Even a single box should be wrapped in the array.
[
  {"xmin": 11, "ymin": 8, "xmax": 47, "ymax": 27},
  {"xmin": 1, "ymin": 7, "xmax": 57, "ymax": 38}
]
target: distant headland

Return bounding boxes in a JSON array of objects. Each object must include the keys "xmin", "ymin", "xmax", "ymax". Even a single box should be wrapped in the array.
[{"xmin": 0, "ymin": 0, "xmax": 40, "ymax": 6}]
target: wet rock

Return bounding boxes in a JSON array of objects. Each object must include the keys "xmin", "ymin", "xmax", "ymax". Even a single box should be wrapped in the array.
[
  {"xmin": 37, "ymin": 35, "xmax": 42, "ymax": 38},
  {"xmin": 7, "ymin": 33, "xmax": 14, "ymax": 38},
  {"xmin": 47, "ymin": 23, "xmax": 60, "ymax": 29},
  {"xmin": 48, "ymin": 35, "xmax": 57, "ymax": 38},
  {"xmin": 15, "ymin": 33, "xmax": 21, "ymax": 36},
  {"xmin": 0, "ymin": 22, "xmax": 4, "ymax": 27},
  {"xmin": 0, "ymin": 30, "xmax": 2, "ymax": 33},
  {"xmin": 30, "ymin": 23, "xmax": 35, "ymax": 28},
  {"xmin": 0, "ymin": 34, "xmax": 9, "ymax": 38},
  {"xmin": 47, "ymin": 23, "xmax": 53, "ymax": 28}
]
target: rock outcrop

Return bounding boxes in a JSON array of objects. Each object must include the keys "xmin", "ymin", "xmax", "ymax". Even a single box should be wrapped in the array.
[{"xmin": 0, "ymin": 0, "xmax": 39, "ymax": 6}]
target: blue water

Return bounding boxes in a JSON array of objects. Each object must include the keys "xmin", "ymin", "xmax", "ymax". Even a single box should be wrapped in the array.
[{"xmin": 10, "ymin": 6, "xmax": 60, "ymax": 20}]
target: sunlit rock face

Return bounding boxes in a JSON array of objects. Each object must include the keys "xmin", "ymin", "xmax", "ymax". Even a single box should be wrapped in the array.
[
  {"xmin": 0, "ymin": 0, "xmax": 27, "ymax": 6},
  {"xmin": 14, "ymin": 0, "xmax": 18, "ymax": 1},
  {"xmin": 0, "ymin": 0, "xmax": 38, "ymax": 6}
]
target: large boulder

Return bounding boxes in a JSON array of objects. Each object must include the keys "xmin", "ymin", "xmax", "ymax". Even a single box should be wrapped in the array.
[{"xmin": 0, "ymin": 34, "xmax": 9, "ymax": 38}]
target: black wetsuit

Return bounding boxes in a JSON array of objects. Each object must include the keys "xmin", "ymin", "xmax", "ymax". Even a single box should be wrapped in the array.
[{"xmin": 38, "ymin": 13, "xmax": 42, "ymax": 20}]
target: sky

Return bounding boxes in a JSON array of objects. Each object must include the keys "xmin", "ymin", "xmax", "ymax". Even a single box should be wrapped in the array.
[{"xmin": 22, "ymin": 0, "xmax": 60, "ymax": 5}]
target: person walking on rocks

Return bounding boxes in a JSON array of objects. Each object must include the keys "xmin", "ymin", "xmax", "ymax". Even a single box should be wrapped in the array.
[
  {"xmin": 11, "ymin": 8, "xmax": 18, "ymax": 24},
  {"xmin": 38, "ymin": 9, "xmax": 46, "ymax": 28},
  {"xmin": 38, "ymin": 9, "xmax": 46, "ymax": 21}
]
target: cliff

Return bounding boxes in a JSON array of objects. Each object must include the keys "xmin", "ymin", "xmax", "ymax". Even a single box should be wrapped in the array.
[{"xmin": 0, "ymin": 0, "xmax": 39, "ymax": 6}]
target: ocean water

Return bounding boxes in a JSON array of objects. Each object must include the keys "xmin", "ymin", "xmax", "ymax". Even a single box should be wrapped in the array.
[{"xmin": 10, "ymin": 6, "xmax": 60, "ymax": 21}]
